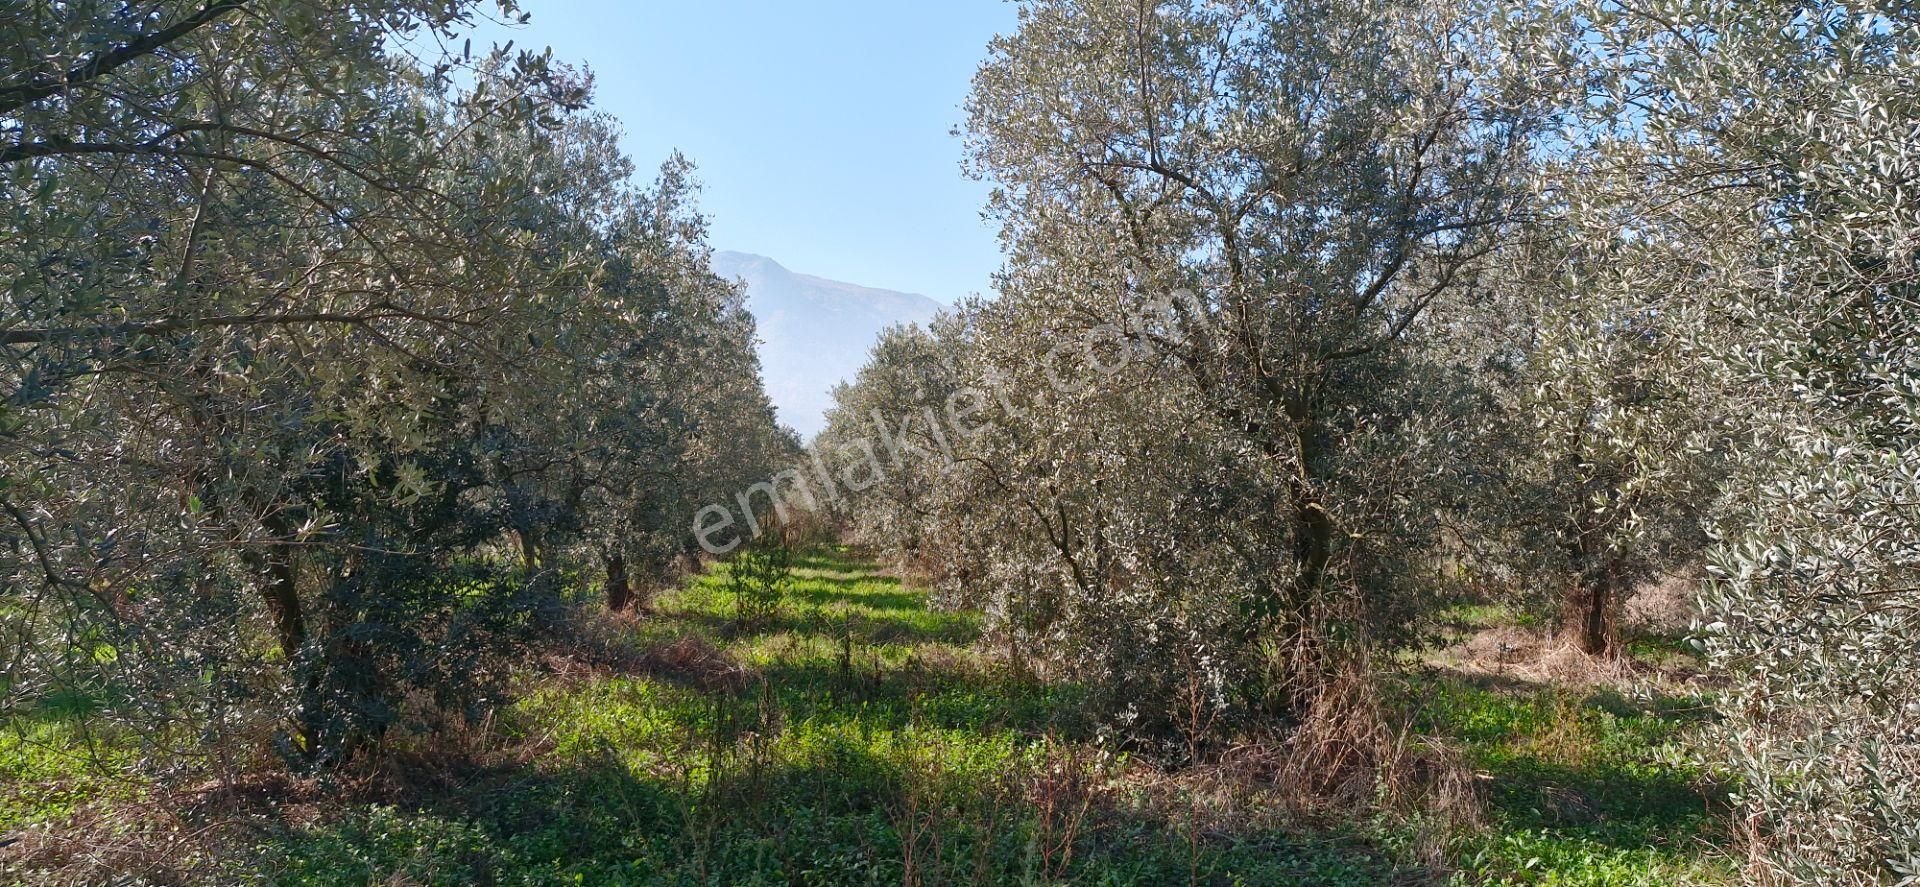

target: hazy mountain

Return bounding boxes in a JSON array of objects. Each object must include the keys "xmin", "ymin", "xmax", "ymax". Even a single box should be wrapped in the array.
[{"xmin": 711, "ymin": 250, "xmax": 945, "ymax": 440}]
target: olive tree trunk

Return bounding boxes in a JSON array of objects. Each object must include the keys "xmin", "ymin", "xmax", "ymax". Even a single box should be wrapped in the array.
[{"xmin": 604, "ymin": 549, "xmax": 633, "ymax": 612}]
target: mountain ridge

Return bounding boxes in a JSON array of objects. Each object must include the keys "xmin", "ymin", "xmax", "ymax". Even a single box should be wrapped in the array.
[{"xmin": 711, "ymin": 250, "xmax": 945, "ymax": 439}]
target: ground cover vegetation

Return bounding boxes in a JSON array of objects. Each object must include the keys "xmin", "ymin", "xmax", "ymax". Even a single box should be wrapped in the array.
[{"xmin": 3, "ymin": 0, "xmax": 1916, "ymax": 884}]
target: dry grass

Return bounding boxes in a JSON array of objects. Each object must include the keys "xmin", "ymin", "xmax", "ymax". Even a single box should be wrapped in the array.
[
  {"xmin": 1436, "ymin": 624, "xmax": 1700, "ymax": 691},
  {"xmin": 538, "ymin": 607, "xmax": 762, "ymax": 695},
  {"xmin": 1272, "ymin": 668, "xmax": 1485, "ymax": 864},
  {"xmin": 0, "ymin": 692, "xmax": 564, "ymax": 886},
  {"xmin": 1056, "ymin": 664, "xmax": 1491, "ymax": 878},
  {"xmin": 1, "ymin": 770, "xmax": 325, "ymax": 886},
  {"xmin": 638, "ymin": 633, "xmax": 757, "ymax": 693},
  {"xmin": 535, "ymin": 606, "xmax": 653, "ymax": 682},
  {"xmin": 1623, "ymin": 574, "xmax": 1700, "ymax": 636}
]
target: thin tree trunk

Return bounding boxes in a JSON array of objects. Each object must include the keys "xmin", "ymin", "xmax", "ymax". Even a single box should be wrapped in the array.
[
  {"xmin": 1562, "ymin": 523, "xmax": 1620, "ymax": 656},
  {"xmin": 1284, "ymin": 413, "xmax": 1332, "ymax": 626},
  {"xmin": 239, "ymin": 520, "xmax": 321, "ymax": 760},
  {"xmin": 1571, "ymin": 571, "xmax": 1618, "ymax": 656},
  {"xmin": 244, "ymin": 510, "xmax": 305, "ymax": 660},
  {"xmin": 1254, "ymin": 411, "xmax": 1333, "ymax": 716},
  {"xmin": 258, "ymin": 550, "xmax": 305, "ymax": 659},
  {"xmin": 1291, "ymin": 489, "xmax": 1333, "ymax": 610},
  {"xmin": 605, "ymin": 549, "xmax": 632, "ymax": 612},
  {"xmin": 517, "ymin": 528, "xmax": 540, "ymax": 570}
]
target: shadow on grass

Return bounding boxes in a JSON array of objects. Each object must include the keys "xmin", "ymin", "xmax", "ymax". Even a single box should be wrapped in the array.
[
  {"xmin": 7, "ymin": 690, "xmax": 108, "ymax": 724},
  {"xmin": 264, "ymin": 736, "xmax": 1413, "ymax": 887},
  {"xmin": 747, "ymin": 660, "xmax": 1090, "ymax": 737},
  {"xmin": 258, "ymin": 754, "xmax": 684, "ymax": 883},
  {"xmin": 786, "ymin": 584, "xmax": 926, "ymax": 614},
  {"xmin": 1482, "ymin": 755, "xmax": 1718, "ymax": 846},
  {"xmin": 662, "ymin": 547, "xmax": 978, "ymax": 649},
  {"xmin": 663, "ymin": 606, "xmax": 980, "ymax": 649},
  {"xmin": 1407, "ymin": 670, "xmax": 1729, "ymax": 855},
  {"xmin": 1583, "ymin": 685, "xmax": 1718, "ymax": 725}
]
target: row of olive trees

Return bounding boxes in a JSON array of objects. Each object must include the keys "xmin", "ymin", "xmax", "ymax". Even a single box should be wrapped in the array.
[
  {"xmin": 823, "ymin": 0, "xmax": 1553, "ymax": 743},
  {"xmin": 1553, "ymin": 2, "xmax": 1920, "ymax": 882},
  {"xmin": 820, "ymin": 1, "xmax": 1920, "ymax": 881},
  {"xmin": 0, "ymin": 1, "xmax": 791, "ymax": 767}
]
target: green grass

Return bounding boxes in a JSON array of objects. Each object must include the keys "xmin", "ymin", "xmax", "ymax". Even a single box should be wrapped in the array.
[
  {"xmin": 1437, "ymin": 603, "xmax": 1543, "ymax": 632},
  {"xmin": 0, "ymin": 689, "xmax": 146, "ymax": 831},
  {"xmin": 1, "ymin": 548, "xmax": 1737, "ymax": 885},
  {"xmin": 254, "ymin": 546, "xmax": 1408, "ymax": 885},
  {"xmin": 1406, "ymin": 675, "xmax": 1731, "ymax": 886}
]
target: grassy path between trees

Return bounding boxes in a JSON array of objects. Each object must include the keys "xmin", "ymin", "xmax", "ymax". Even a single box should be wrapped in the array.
[
  {"xmin": 2, "ymin": 547, "xmax": 1731, "ymax": 884},
  {"xmin": 263, "ymin": 546, "xmax": 1407, "ymax": 884}
]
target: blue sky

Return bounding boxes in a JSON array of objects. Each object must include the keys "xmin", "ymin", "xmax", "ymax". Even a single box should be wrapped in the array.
[{"xmin": 466, "ymin": 1, "xmax": 1017, "ymax": 304}]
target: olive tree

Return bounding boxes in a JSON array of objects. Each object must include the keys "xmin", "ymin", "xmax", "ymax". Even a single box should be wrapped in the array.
[
  {"xmin": 0, "ymin": 1, "xmax": 789, "ymax": 767},
  {"xmin": 1471, "ymin": 227, "xmax": 1726, "ymax": 655},
  {"xmin": 1549, "ymin": 1, "xmax": 1920, "ymax": 880},
  {"xmin": 948, "ymin": 0, "xmax": 1549, "ymax": 719}
]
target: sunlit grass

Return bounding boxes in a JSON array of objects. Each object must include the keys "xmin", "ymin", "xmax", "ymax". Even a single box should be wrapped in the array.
[
  {"xmin": 0, "ymin": 688, "xmax": 148, "ymax": 831},
  {"xmin": 1408, "ymin": 676, "xmax": 1733, "ymax": 886},
  {"xmin": 261, "ymin": 547, "xmax": 1403, "ymax": 884},
  {"xmin": 1, "ymin": 547, "xmax": 1736, "ymax": 884}
]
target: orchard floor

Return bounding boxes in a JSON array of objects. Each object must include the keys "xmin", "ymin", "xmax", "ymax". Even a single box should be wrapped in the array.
[{"xmin": 1, "ymin": 548, "xmax": 1733, "ymax": 885}]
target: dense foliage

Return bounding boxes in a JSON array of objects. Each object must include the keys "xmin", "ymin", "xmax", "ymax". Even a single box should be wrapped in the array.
[
  {"xmin": 6, "ymin": 0, "xmax": 1919, "ymax": 884},
  {"xmin": 820, "ymin": 0, "xmax": 1553, "ymax": 744},
  {"xmin": 1553, "ymin": 2, "xmax": 1920, "ymax": 882},
  {"xmin": 815, "ymin": 1, "xmax": 1920, "ymax": 882},
  {"xmin": 1, "ymin": 0, "xmax": 790, "ymax": 768}
]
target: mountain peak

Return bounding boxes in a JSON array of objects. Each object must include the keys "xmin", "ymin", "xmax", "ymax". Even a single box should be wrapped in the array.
[
  {"xmin": 711, "ymin": 251, "xmax": 944, "ymax": 440},
  {"xmin": 712, "ymin": 250, "xmax": 789, "ymax": 276}
]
